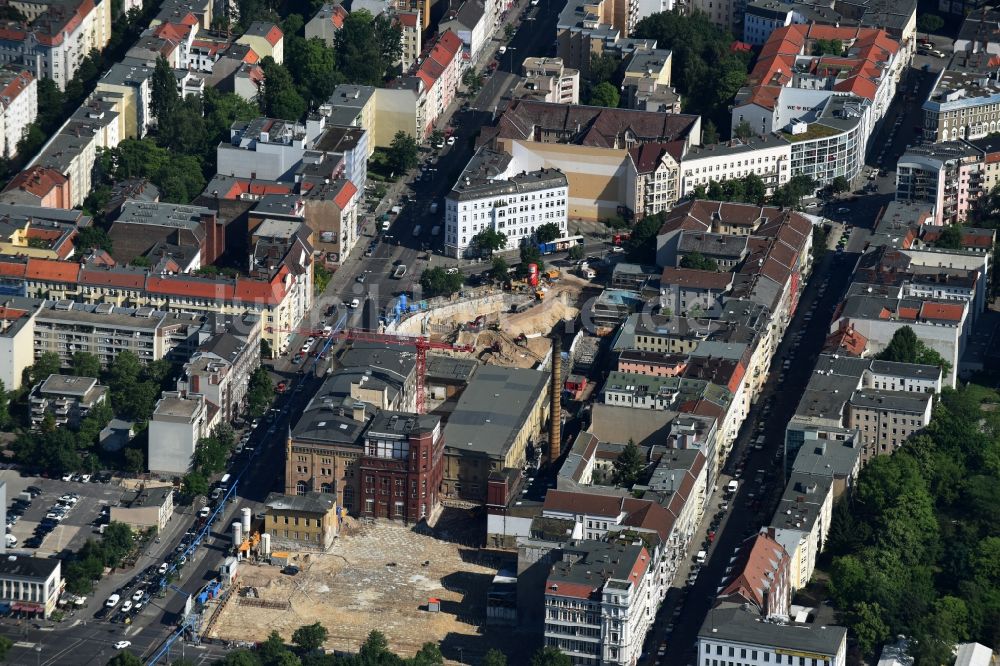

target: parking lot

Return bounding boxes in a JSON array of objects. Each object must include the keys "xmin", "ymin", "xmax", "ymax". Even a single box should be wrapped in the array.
[{"xmin": 2, "ymin": 470, "xmax": 123, "ymax": 555}]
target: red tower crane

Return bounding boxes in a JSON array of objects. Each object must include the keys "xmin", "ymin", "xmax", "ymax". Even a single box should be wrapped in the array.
[{"xmin": 300, "ymin": 326, "xmax": 474, "ymax": 414}]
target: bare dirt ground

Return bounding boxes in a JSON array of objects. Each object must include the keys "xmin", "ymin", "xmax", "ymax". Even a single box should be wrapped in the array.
[{"xmin": 207, "ymin": 521, "xmax": 499, "ymax": 662}]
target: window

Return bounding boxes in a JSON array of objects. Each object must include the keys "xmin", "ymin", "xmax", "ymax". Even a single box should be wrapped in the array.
[{"xmin": 295, "ymin": 481, "xmax": 307, "ymax": 496}]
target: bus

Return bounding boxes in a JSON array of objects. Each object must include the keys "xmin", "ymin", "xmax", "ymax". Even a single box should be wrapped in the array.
[{"xmin": 538, "ymin": 235, "xmax": 584, "ymax": 254}]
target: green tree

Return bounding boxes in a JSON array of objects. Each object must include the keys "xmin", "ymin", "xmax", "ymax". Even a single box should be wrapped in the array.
[
  {"xmin": 770, "ymin": 175, "xmax": 816, "ymax": 209},
  {"xmin": 409, "ymin": 642, "xmax": 443, "ymax": 665},
  {"xmin": 530, "ymin": 647, "xmax": 572, "ymax": 666},
  {"xmin": 387, "ymin": 131, "xmax": 419, "ymax": 176},
  {"xmin": 182, "ymin": 472, "xmax": 209, "ymax": 498},
  {"xmin": 482, "ymin": 649, "xmax": 508, "ymax": 666},
  {"xmin": 72, "ymin": 351, "xmax": 102, "ymax": 378},
  {"xmin": 830, "ymin": 175, "xmax": 850, "ymax": 194},
  {"xmin": 473, "ymin": 228, "xmax": 508, "ymax": 255},
  {"xmin": 936, "ymin": 224, "xmax": 963, "ymax": 249},
  {"xmin": 25, "ymin": 351, "xmax": 62, "ymax": 386},
  {"xmin": 702, "ymin": 119, "xmax": 719, "ymax": 144},
  {"xmin": 847, "ymin": 601, "xmax": 890, "ymax": 657},
  {"xmin": 589, "ymin": 52, "xmax": 619, "ymax": 85},
  {"xmin": 518, "ymin": 244, "xmax": 544, "ymax": 277},
  {"xmin": 285, "ymin": 36, "xmax": 340, "ymax": 109},
  {"xmin": 334, "ymin": 10, "xmax": 400, "ymax": 85},
  {"xmin": 877, "ymin": 326, "xmax": 920, "ymax": 364},
  {"xmin": 359, "ymin": 631, "xmax": 390, "ymax": 661},
  {"xmin": 567, "ymin": 244, "xmax": 585, "ymax": 261},
  {"xmin": 292, "ymin": 622, "xmax": 328, "ymax": 653},
  {"xmin": 588, "ymin": 81, "xmax": 620, "ymax": 108},
  {"xmin": 0, "ymin": 635, "xmax": 11, "ymax": 661},
  {"xmin": 812, "ymin": 39, "xmax": 843, "ymax": 55},
  {"xmin": 734, "ymin": 121, "xmax": 753, "ymax": 141},
  {"xmin": 917, "ymin": 14, "xmax": 944, "ymax": 35},
  {"xmin": 624, "ymin": 213, "xmax": 664, "ymax": 264},
  {"xmin": 0, "ymin": 379, "xmax": 10, "ymax": 430},
  {"xmin": 76, "ymin": 226, "xmax": 113, "ymax": 253},
  {"xmin": 259, "ymin": 57, "xmax": 306, "ymax": 121},
  {"xmin": 151, "ymin": 55, "xmax": 179, "ymax": 121},
  {"xmin": 491, "ymin": 255, "xmax": 509, "ymax": 283},
  {"xmin": 419, "ymin": 267, "xmax": 463, "ymax": 298},
  {"xmin": 679, "ymin": 251, "xmax": 718, "ymax": 271},
  {"xmin": 107, "ymin": 652, "xmax": 143, "ymax": 666},
  {"xmin": 247, "ymin": 366, "xmax": 275, "ymax": 418},
  {"xmin": 535, "ymin": 222, "xmax": 561, "ymax": 244},
  {"xmin": 613, "ymin": 440, "xmax": 644, "ymax": 486},
  {"xmin": 633, "ymin": 11, "xmax": 751, "ymax": 128}
]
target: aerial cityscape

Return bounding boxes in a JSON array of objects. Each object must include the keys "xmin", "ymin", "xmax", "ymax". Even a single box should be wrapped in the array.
[{"xmin": 0, "ymin": 0, "xmax": 993, "ymax": 662}]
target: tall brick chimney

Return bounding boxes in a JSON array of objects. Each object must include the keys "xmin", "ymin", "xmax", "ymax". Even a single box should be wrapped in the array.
[{"xmin": 550, "ymin": 335, "xmax": 561, "ymax": 462}]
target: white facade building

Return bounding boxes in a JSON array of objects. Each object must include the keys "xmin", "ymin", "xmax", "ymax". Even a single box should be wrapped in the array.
[
  {"xmin": 544, "ymin": 541, "xmax": 655, "ymax": 666},
  {"xmin": 148, "ymin": 391, "xmax": 211, "ymax": 476},
  {"xmin": 698, "ymin": 605, "xmax": 848, "ymax": 666},
  {"xmin": 0, "ymin": 70, "xmax": 37, "ymax": 158},
  {"xmin": 680, "ymin": 134, "xmax": 791, "ymax": 197},
  {"xmin": 445, "ymin": 148, "xmax": 568, "ymax": 258}
]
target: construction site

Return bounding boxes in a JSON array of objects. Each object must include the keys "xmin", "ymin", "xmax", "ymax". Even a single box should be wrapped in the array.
[
  {"xmin": 416, "ymin": 271, "xmax": 596, "ymax": 369},
  {"xmin": 205, "ymin": 519, "xmax": 507, "ymax": 662}
]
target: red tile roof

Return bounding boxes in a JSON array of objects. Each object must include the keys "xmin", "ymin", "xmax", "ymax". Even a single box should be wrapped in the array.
[
  {"xmin": 397, "ymin": 11, "xmax": 418, "ymax": 27},
  {"xmin": 333, "ymin": 180, "xmax": 357, "ymax": 209},
  {"xmin": 919, "ymin": 302, "xmax": 964, "ymax": 322},
  {"xmin": 26, "ymin": 257, "xmax": 79, "ymax": 283},
  {"xmin": 543, "ymin": 490, "xmax": 624, "ymax": 518},
  {"xmin": 4, "ymin": 166, "xmax": 68, "ymax": 199},
  {"xmin": 0, "ymin": 70, "xmax": 32, "ymax": 106},
  {"xmin": 78, "ymin": 267, "xmax": 145, "ymax": 289},
  {"xmin": 265, "ymin": 25, "xmax": 283, "ymax": 46}
]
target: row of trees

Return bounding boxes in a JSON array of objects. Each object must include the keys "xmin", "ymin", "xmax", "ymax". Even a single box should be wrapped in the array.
[
  {"xmin": 825, "ymin": 384, "xmax": 1000, "ymax": 660},
  {"xmin": 104, "ymin": 627, "xmax": 574, "ymax": 666},
  {"xmin": 691, "ymin": 174, "xmax": 819, "ymax": 210}
]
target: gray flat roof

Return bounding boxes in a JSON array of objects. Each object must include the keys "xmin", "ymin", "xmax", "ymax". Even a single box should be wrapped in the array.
[
  {"xmin": 0, "ymin": 555, "xmax": 60, "ymax": 580},
  {"xmin": 848, "ymin": 389, "xmax": 932, "ymax": 414},
  {"xmin": 791, "ymin": 437, "xmax": 862, "ymax": 479},
  {"xmin": 265, "ymin": 491, "xmax": 336, "ymax": 514},
  {"xmin": 442, "ymin": 366, "xmax": 548, "ymax": 459},
  {"xmin": 770, "ymin": 472, "xmax": 834, "ymax": 533},
  {"xmin": 38, "ymin": 374, "xmax": 99, "ymax": 397},
  {"xmin": 699, "ymin": 604, "xmax": 846, "ymax": 656}
]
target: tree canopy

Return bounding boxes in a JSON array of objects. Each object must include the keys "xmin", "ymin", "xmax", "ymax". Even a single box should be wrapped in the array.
[
  {"xmin": 679, "ymin": 251, "xmax": 719, "ymax": 271},
  {"xmin": 259, "ymin": 57, "xmax": 307, "ymax": 121},
  {"xmin": 419, "ymin": 267, "xmax": 463, "ymax": 298},
  {"xmin": 473, "ymin": 229, "xmax": 508, "ymax": 256},
  {"xmin": 875, "ymin": 325, "xmax": 951, "ymax": 374},
  {"xmin": 826, "ymin": 384, "xmax": 1000, "ymax": 659},
  {"xmin": 588, "ymin": 82, "xmax": 620, "ymax": 108},
  {"xmin": 333, "ymin": 10, "xmax": 402, "ymax": 86},
  {"xmin": 624, "ymin": 213, "xmax": 665, "ymax": 264},
  {"xmin": 535, "ymin": 222, "xmax": 561, "ymax": 244},
  {"xmin": 387, "ymin": 131, "xmax": 419, "ymax": 176},
  {"xmin": 633, "ymin": 11, "xmax": 751, "ymax": 132},
  {"xmin": 613, "ymin": 439, "xmax": 645, "ymax": 487},
  {"xmin": 692, "ymin": 173, "xmax": 767, "ymax": 206}
]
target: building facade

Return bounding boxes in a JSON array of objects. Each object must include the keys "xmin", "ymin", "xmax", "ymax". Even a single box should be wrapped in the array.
[
  {"xmin": 358, "ymin": 411, "xmax": 444, "ymax": 523},
  {"xmin": 148, "ymin": 391, "xmax": 211, "ymax": 476},
  {"xmin": 0, "ymin": 556, "xmax": 63, "ymax": 618},
  {"xmin": 29, "ymin": 374, "xmax": 107, "ymax": 428},
  {"xmin": 265, "ymin": 492, "xmax": 339, "ymax": 551},
  {"xmin": 445, "ymin": 148, "xmax": 568, "ymax": 258}
]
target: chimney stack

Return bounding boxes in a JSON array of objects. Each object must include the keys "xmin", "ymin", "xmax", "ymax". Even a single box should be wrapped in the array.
[{"xmin": 550, "ymin": 335, "xmax": 562, "ymax": 462}]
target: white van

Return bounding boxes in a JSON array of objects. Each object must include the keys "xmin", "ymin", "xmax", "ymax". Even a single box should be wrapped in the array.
[
  {"xmin": 219, "ymin": 473, "xmax": 231, "ymax": 488},
  {"xmin": 198, "ymin": 507, "xmax": 211, "ymax": 519},
  {"xmin": 4, "ymin": 534, "xmax": 16, "ymax": 547},
  {"xmin": 695, "ymin": 550, "xmax": 707, "ymax": 565},
  {"xmin": 726, "ymin": 479, "xmax": 739, "ymax": 494}
]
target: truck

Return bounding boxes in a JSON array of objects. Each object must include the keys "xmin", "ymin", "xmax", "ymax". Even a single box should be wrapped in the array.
[
  {"xmin": 545, "ymin": 268, "xmax": 560, "ymax": 280},
  {"xmin": 392, "ymin": 264, "xmax": 407, "ymax": 279},
  {"xmin": 538, "ymin": 242, "xmax": 557, "ymax": 254}
]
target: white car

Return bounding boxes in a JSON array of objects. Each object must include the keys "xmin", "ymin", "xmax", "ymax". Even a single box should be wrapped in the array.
[
  {"xmin": 105, "ymin": 594, "xmax": 120, "ymax": 608},
  {"xmin": 350, "ymin": 298, "xmax": 360, "ymax": 309},
  {"xmin": 80, "ymin": 474, "xmax": 91, "ymax": 483},
  {"xmin": 158, "ymin": 562, "xmax": 169, "ymax": 575},
  {"xmin": 132, "ymin": 589, "xmax": 144, "ymax": 602},
  {"xmin": 61, "ymin": 473, "xmax": 73, "ymax": 482},
  {"xmin": 446, "ymin": 136, "xmax": 456, "ymax": 146},
  {"xmin": 120, "ymin": 600, "xmax": 132, "ymax": 613},
  {"xmin": 114, "ymin": 641, "xmax": 131, "ymax": 650}
]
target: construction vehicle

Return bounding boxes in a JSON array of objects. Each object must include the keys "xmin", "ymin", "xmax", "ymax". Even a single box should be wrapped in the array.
[{"xmin": 545, "ymin": 268, "xmax": 560, "ymax": 280}]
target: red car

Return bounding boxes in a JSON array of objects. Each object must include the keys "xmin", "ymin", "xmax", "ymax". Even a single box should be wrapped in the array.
[{"xmin": 276, "ymin": 381, "xmax": 287, "ymax": 393}]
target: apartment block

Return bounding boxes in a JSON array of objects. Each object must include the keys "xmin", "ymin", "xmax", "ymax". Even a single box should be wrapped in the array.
[
  {"xmin": 717, "ymin": 529, "xmax": 791, "ymax": 618},
  {"xmin": 177, "ymin": 313, "xmax": 261, "ymax": 425},
  {"xmin": 555, "ymin": 0, "xmax": 641, "ymax": 77},
  {"xmin": 0, "ymin": 69, "xmax": 36, "ymax": 158},
  {"xmin": 445, "ymin": 148, "xmax": 568, "ymax": 258},
  {"xmin": 485, "ymin": 100, "xmax": 700, "ymax": 221},
  {"xmin": 543, "ymin": 540, "xmax": 654, "ymax": 666},
  {"xmin": 29, "ymin": 373, "xmax": 107, "ymax": 428},
  {"xmin": 847, "ymin": 389, "xmax": 933, "ymax": 460},
  {"xmin": 0, "ymin": 298, "xmax": 38, "ymax": 390},
  {"xmin": 768, "ymin": 472, "xmax": 833, "ymax": 591},
  {"xmin": 0, "ymin": 0, "xmax": 112, "ymax": 91},
  {"xmin": 697, "ymin": 604, "xmax": 847, "ymax": 666},
  {"xmin": 510, "ymin": 57, "xmax": 579, "ymax": 105},
  {"xmin": 236, "ymin": 21, "xmax": 283, "ymax": 63},
  {"xmin": 148, "ymin": 391, "xmax": 212, "ymax": 475},
  {"xmin": 0, "ymin": 556, "xmax": 63, "ymax": 618},
  {"xmin": 304, "ymin": 3, "xmax": 349, "ymax": 46},
  {"xmin": 679, "ymin": 134, "xmax": 791, "ymax": 198},
  {"xmin": 896, "ymin": 142, "xmax": 984, "ymax": 225}
]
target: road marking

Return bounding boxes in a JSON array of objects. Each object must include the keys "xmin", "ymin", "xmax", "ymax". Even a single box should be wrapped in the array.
[{"xmin": 14, "ymin": 641, "xmax": 35, "ymax": 648}]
